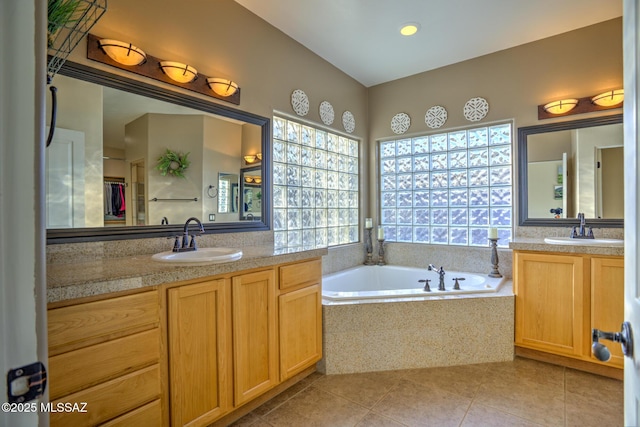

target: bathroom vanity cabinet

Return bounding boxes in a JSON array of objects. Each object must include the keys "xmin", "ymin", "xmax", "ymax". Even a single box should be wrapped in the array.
[
  {"xmin": 513, "ymin": 251, "xmax": 624, "ymax": 376},
  {"xmin": 47, "ymin": 291, "xmax": 163, "ymax": 426},
  {"xmin": 47, "ymin": 257, "xmax": 323, "ymax": 427}
]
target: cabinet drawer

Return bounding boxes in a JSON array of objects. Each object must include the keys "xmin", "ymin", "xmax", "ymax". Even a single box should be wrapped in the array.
[
  {"xmin": 50, "ymin": 364, "xmax": 160, "ymax": 427},
  {"xmin": 100, "ymin": 399, "xmax": 162, "ymax": 427},
  {"xmin": 48, "ymin": 291, "xmax": 159, "ymax": 355},
  {"xmin": 279, "ymin": 259, "xmax": 321, "ymax": 290},
  {"xmin": 49, "ymin": 329, "xmax": 160, "ymax": 400}
]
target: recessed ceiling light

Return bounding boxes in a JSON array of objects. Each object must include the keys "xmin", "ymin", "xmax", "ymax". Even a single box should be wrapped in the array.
[{"xmin": 400, "ymin": 22, "xmax": 420, "ymax": 36}]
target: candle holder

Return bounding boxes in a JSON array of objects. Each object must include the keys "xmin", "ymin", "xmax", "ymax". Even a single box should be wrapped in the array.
[
  {"xmin": 488, "ymin": 238, "xmax": 502, "ymax": 278},
  {"xmin": 377, "ymin": 238, "xmax": 386, "ymax": 266},
  {"xmin": 364, "ymin": 228, "xmax": 375, "ymax": 265}
]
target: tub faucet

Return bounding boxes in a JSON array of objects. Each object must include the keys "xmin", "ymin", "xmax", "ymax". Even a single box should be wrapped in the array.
[
  {"xmin": 173, "ymin": 217, "xmax": 205, "ymax": 252},
  {"xmin": 428, "ymin": 264, "xmax": 446, "ymax": 291},
  {"xmin": 570, "ymin": 212, "xmax": 594, "ymax": 239}
]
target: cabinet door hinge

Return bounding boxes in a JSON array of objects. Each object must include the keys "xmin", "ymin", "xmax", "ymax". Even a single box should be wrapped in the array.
[{"xmin": 6, "ymin": 362, "xmax": 47, "ymax": 403}]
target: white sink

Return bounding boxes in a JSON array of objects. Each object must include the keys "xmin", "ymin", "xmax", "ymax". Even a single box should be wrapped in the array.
[
  {"xmin": 151, "ymin": 247, "xmax": 243, "ymax": 264},
  {"xmin": 544, "ymin": 237, "xmax": 623, "ymax": 247}
]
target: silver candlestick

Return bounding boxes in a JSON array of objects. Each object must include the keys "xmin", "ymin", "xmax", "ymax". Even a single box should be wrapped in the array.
[
  {"xmin": 377, "ymin": 238, "xmax": 386, "ymax": 266},
  {"xmin": 488, "ymin": 238, "xmax": 502, "ymax": 278},
  {"xmin": 364, "ymin": 228, "xmax": 375, "ymax": 265}
]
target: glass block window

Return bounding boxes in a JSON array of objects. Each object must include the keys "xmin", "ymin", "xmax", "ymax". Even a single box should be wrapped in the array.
[
  {"xmin": 273, "ymin": 116, "xmax": 359, "ymax": 250},
  {"xmin": 379, "ymin": 122, "xmax": 513, "ymax": 247}
]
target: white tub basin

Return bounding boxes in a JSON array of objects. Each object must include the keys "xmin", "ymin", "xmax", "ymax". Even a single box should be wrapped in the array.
[
  {"xmin": 544, "ymin": 237, "xmax": 623, "ymax": 246},
  {"xmin": 152, "ymin": 247, "xmax": 243, "ymax": 264}
]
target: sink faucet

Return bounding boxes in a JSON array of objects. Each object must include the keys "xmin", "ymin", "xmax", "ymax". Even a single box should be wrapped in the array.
[
  {"xmin": 173, "ymin": 217, "xmax": 205, "ymax": 252},
  {"xmin": 161, "ymin": 216, "xmax": 169, "ymax": 225},
  {"xmin": 428, "ymin": 264, "xmax": 446, "ymax": 291},
  {"xmin": 570, "ymin": 213, "xmax": 594, "ymax": 239}
]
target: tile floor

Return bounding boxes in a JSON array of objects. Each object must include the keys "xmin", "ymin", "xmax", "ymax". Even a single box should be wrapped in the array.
[{"xmin": 231, "ymin": 357, "xmax": 623, "ymax": 427}]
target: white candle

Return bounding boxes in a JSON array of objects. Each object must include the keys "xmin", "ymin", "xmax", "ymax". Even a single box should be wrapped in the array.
[
  {"xmin": 365, "ymin": 218, "xmax": 373, "ymax": 229},
  {"xmin": 488, "ymin": 227, "xmax": 498, "ymax": 239},
  {"xmin": 377, "ymin": 227, "xmax": 385, "ymax": 240}
]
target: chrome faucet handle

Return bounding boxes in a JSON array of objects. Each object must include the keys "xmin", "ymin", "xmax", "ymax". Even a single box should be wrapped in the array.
[
  {"xmin": 189, "ymin": 234, "xmax": 198, "ymax": 249},
  {"xmin": 419, "ymin": 279, "xmax": 431, "ymax": 292},
  {"xmin": 172, "ymin": 236, "xmax": 180, "ymax": 251},
  {"xmin": 452, "ymin": 277, "xmax": 465, "ymax": 290}
]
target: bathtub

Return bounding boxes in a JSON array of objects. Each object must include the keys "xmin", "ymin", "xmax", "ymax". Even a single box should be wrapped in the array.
[
  {"xmin": 319, "ymin": 264, "xmax": 514, "ymax": 374},
  {"xmin": 322, "ymin": 265, "xmax": 506, "ymax": 302}
]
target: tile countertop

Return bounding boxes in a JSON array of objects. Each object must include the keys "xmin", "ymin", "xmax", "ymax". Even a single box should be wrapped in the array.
[
  {"xmin": 47, "ymin": 245, "xmax": 328, "ymax": 303},
  {"xmin": 509, "ymin": 238, "xmax": 624, "ymax": 257}
]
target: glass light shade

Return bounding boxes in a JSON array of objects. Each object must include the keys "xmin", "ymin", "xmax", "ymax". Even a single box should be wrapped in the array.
[
  {"xmin": 543, "ymin": 99, "xmax": 579, "ymax": 115},
  {"xmin": 243, "ymin": 155, "xmax": 258, "ymax": 164},
  {"xmin": 98, "ymin": 39, "xmax": 146, "ymax": 66},
  {"xmin": 256, "ymin": 153, "xmax": 262, "ymax": 160},
  {"xmin": 207, "ymin": 78, "xmax": 239, "ymax": 96},
  {"xmin": 400, "ymin": 23, "xmax": 420, "ymax": 36},
  {"xmin": 160, "ymin": 61, "xmax": 198, "ymax": 83},
  {"xmin": 592, "ymin": 89, "xmax": 624, "ymax": 107},
  {"xmin": 254, "ymin": 178, "xmax": 262, "ymax": 184}
]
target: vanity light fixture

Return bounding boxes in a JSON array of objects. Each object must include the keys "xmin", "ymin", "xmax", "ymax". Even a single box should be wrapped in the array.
[
  {"xmin": 244, "ymin": 176, "xmax": 261, "ymax": 183},
  {"xmin": 592, "ymin": 89, "xmax": 624, "ymax": 107},
  {"xmin": 243, "ymin": 153, "xmax": 262, "ymax": 164},
  {"xmin": 98, "ymin": 39, "xmax": 146, "ymax": 66},
  {"xmin": 542, "ymin": 99, "xmax": 579, "ymax": 115},
  {"xmin": 207, "ymin": 78, "xmax": 239, "ymax": 97},
  {"xmin": 87, "ymin": 34, "xmax": 240, "ymax": 105},
  {"xmin": 159, "ymin": 61, "xmax": 198, "ymax": 83}
]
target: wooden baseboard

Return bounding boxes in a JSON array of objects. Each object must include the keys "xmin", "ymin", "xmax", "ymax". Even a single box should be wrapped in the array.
[
  {"xmin": 209, "ymin": 366, "xmax": 317, "ymax": 427},
  {"xmin": 515, "ymin": 346, "xmax": 623, "ymax": 380}
]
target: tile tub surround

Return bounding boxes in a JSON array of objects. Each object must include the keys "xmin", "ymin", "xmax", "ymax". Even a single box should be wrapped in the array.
[{"xmin": 319, "ymin": 283, "xmax": 514, "ymax": 374}]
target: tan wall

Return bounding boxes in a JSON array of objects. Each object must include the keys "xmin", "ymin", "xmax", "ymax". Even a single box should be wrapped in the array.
[
  {"xmin": 69, "ymin": 0, "xmax": 368, "ymax": 141},
  {"xmin": 367, "ymin": 17, "xmax": 622, "ymax": 235}
]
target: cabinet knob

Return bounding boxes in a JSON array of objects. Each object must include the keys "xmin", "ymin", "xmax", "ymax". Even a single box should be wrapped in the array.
[{"xmin": 592, "ymin": 322, "xmax": 633, "ymax": 362}]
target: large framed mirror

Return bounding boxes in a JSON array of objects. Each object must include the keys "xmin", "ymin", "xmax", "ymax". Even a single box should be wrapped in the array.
[
  {"xmin": 46, "ymin": 61, "xmax": 271, "ymax": 243},
  {"xmin": 518, "ymin": 114, "xmax": 623, "ymax": 227}
]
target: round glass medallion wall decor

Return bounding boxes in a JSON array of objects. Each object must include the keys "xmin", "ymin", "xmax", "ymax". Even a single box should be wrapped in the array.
[
  {"xmin": 463, "ymin": 97, "xmax": 489, "ymax": 122},
  {"xmin": 391, "ymin": 112, "xmax": 411, "ymax": 134},
  {"xmin": 425, "ymin": 105, "xmax": 448, "ymax": 129},
  {"xmin": 291, "ymin": 89, "xmax": 309, "ymax": 116},
  {"xmin": 342, "ymin": 111, "xmax": 355, "ymax": 133},
  {"xmin": 319, "ymin": 101, "xmax": 335, "ymax": 125}
]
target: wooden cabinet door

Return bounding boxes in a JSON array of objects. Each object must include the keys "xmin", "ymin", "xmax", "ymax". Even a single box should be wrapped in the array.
[
  {"xmin": 279, "ymin": 284, "xmax": 322, "ymax": 381},
  {"xmin": 514, "ymin": 252, "xmax": 585, "ymax": 356},
  {"xmin": 232, "ymin": 269, "xmax": 278, "ymax": 406},
  {"xmin": 168, "ymin": 279, "xmax": 231, "ymax": 427},
  {"xmin": 591, "ymin": 257, "xmax": 625, "ymax": 368}
]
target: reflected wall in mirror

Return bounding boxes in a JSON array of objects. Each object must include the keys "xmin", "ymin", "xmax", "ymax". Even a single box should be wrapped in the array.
[
  {"xmin": 46, "ymin": 62, "xmax": 271, "ymax": 243},
  {"xmin": 518, "ymin": 114, "xmax": 623, "ymax": 227}
]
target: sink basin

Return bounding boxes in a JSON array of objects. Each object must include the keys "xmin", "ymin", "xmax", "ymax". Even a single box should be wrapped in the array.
[
  {"xmin": 543, "ymin": 237, "xmax": 623, "ymax": 247},
  {"xmin": 151, "ymin": 247, "xmax": 243, "ymax": 264}
]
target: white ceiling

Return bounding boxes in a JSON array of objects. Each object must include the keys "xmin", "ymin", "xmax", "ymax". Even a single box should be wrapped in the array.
[{"xmin": 234, "ymin": 0, "xmax": 622, "ymax": 87}]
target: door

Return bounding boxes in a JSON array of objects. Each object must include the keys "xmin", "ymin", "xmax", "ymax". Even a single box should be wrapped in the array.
[
  {"xmin": 231, "ymin": 270, "xmax": 277, "ymax": 406},
  {"xmin": 168, "ymin": 280, "xmax": 231, "ymax": 426},
  {"xmin": 0, "ymin": 1, "xmax": 48, "ymax": 426},
  {"xmin": 279, "ymin": 284, "xmax": 322, "ymax": 380},
  {"xmin": 45, "ymin": 127, "xmax": 85, "ymax": 228},
  {"xmin": 514, "ymin": 252, "xmax": 585, "ymax": 356},
  {"xmin": 624, "ymin": 1, "xmax": 640, "ymax": 424}
]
